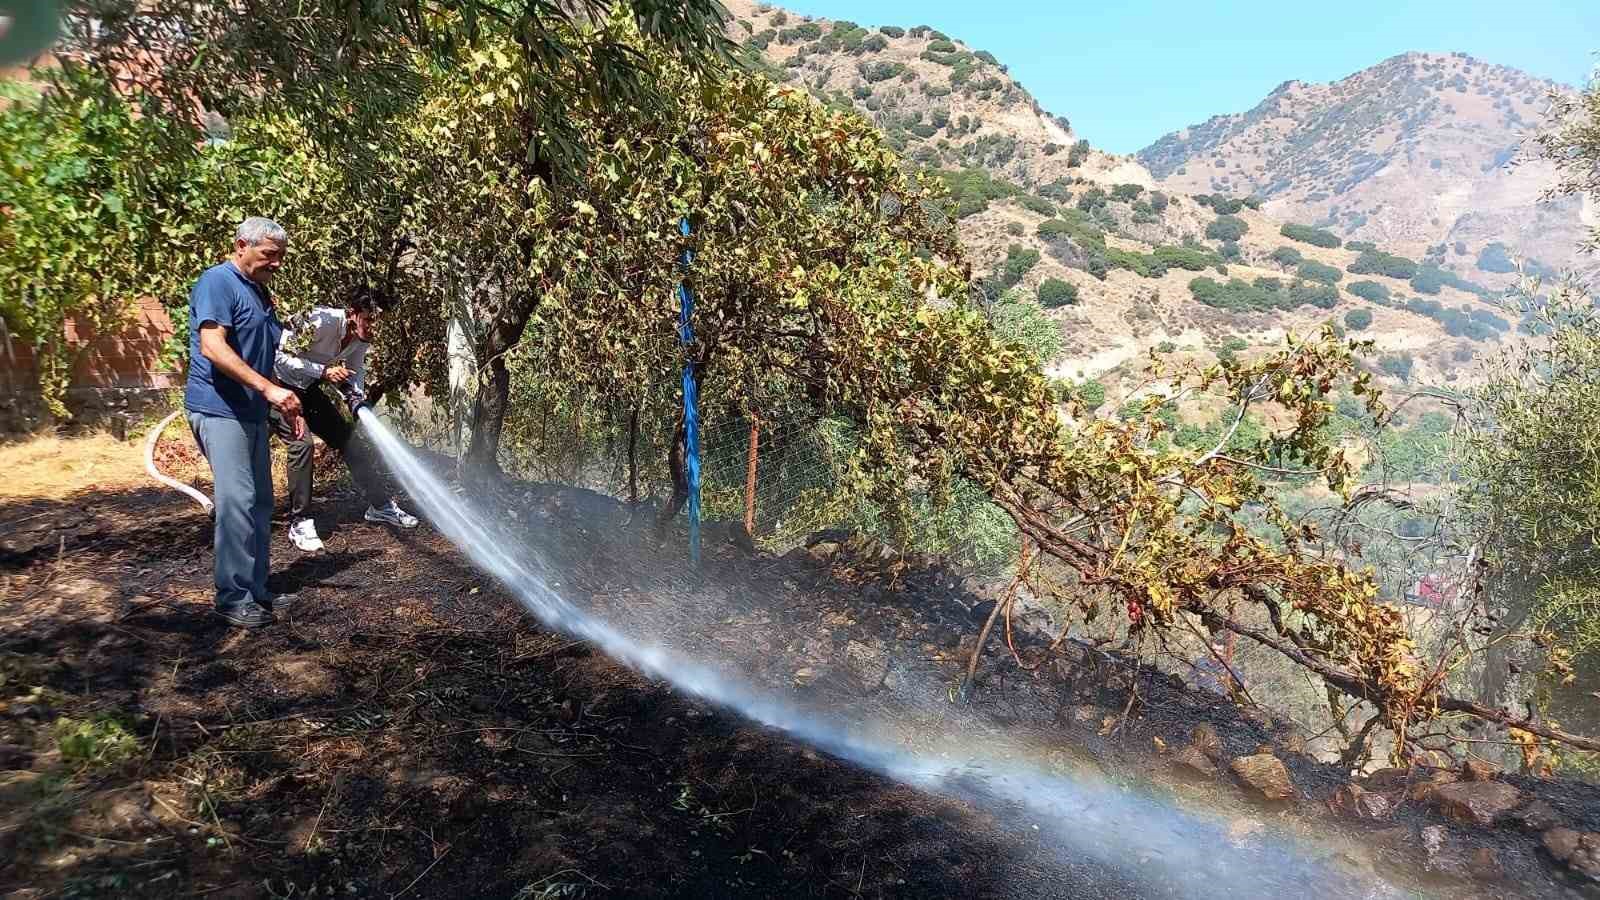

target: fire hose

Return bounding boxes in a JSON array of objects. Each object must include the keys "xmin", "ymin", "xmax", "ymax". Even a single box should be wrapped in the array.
[
  {"xmin": 144, "ymin": 410, "xmax": 214, "ymax": 514},
  {"xmin": 145, "ymin": 384, "xmax": 370, "ymax": 514}
]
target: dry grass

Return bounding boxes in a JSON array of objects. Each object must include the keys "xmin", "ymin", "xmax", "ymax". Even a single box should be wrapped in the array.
[{"xmin": 0, "ymin": 432, "xmax": 153, "ymax": 501}]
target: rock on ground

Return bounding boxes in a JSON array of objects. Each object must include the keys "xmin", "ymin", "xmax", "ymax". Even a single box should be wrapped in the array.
[
  {"xmin": 1229, "ymin": 753, "xmax": 1295, "ymax": 801},
  {"xmin": 1431, "ymin": 780, "xmax": 1522, "ymax": 827}
]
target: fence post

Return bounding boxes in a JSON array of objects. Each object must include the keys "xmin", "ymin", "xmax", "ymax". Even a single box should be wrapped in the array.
[
  {"xmin": 677, "ymin": 217, "xmax": 701, "ymax": 565},
  {"xmin": 744, "ymin": 419, "xmax": 760, "ymax": 539}
]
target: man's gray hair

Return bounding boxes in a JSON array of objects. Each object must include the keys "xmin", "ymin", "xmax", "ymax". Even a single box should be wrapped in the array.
[{"xmin": 236, "ymin": 216, "xmax": 288, "ymax": 246}]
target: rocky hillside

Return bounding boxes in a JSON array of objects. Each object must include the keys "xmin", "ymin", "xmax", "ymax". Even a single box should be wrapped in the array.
[
  {"xmin": 724, "ymin": 0, "xmax": 1153, "ymax": 188},
  {"xmin": 1138, "ymin": 52, "xmax": 1591, "ymax": 278},
  {"xmin": 724, "ymin": 6, "xmax": 1548, "ymax": 403}
]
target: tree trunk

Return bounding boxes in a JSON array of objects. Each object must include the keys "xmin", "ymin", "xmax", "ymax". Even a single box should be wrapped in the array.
[
  {"xmin": 463, "ymin": 312, "xmax": 530, "ymax": 482},
  {"xmin": 657, "ymin": 415, "xmax": 689, "ymax": 532}
]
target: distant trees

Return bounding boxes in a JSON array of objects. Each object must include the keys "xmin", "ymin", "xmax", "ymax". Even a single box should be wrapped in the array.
[
  {"xmin": 1269, "ymin": 246, "xmax": 1304, "ymax": 268},
  {"xmin": 1197, "ymin": 194, "xmax": 1246, "ymax": 215},
  {"xmin": 1296, "ymin": 259, "xmax": 1343, "ymax": 285},
  {"xmin": 1111, "ymin": 183, "xmax": 1145, "ymax": 202},
  {"xmin": 1410, "ymin": 265, "xmax": 1447, "ymax": 295},
  {"xmin": 1205, "ymin": 214, "xmax": 1248, "ymax": 242},
  {"xmin": 1066, "ymin": 139, "xmax": 1091, "ymax": 167},
  {"xmin": 1280, "ymin": 223, "xmax": 1342, "ymax": 249},
  {"xmin": 879, "ymin": 25, "xmax": 906, "ymax": 38},
  {"xmin": 1348, "ymin": 280, "xmax": 1391, "ymax": 304},
  {"xmin": 1189, "ymin": 276, "xmax": 1337, "ymax": 312},
  {"xmin": 1348, "ymin": 248, "xmax": 1419, "ymax": 279}
]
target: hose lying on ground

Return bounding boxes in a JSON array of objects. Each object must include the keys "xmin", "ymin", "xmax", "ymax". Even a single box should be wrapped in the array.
[{"xmin": 144, "ymin": 410, "xmax": 214, "ymax": 514}]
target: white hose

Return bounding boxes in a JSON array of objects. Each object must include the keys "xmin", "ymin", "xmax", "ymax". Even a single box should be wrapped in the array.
[{"xmin": 144, "ymin": 410, "xmax": 214, "ymax": 514}]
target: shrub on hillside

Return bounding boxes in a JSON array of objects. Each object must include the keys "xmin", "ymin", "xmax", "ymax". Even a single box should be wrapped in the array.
[
  {"xmin": 1345, "ymin": 308, "xmax": 1374, "ymax": 331},
  {"xmin": 771, "ymin": 10, "xmax": 787, "ymax": 25},
  {"xmin": 1076, "ymin": 187, "xmax": 1108, "ymax": 212},
  {"xmin": 1152, "ymin": 245, "xmax": 1221, "ymax": 272},
  {"xmin": 1106, "ymin": 248, "xmax": 1156, "ymax": 278},
  {"xmin": 859, "ymin": 34, "xmax": 888, "ymax": 53},
  {"xmin": 879, "ymin": 25, "xmax": 906, "ymax": 37},
  {"xmin": 1410, "ymin": 265, "xmax": 1447, "ymax": 295},
  {"xmin": 927, "ymin": 38, "xmax": 957, "ymax": 52},
  {"xmin": 1005, "ymin": 221, "xmax": 1025, "ymax": 236},
  {"xmin": 1206, "ymin": 215, "xmax": 1248, "ymax": 242},
  {"xmin": 1111, "ymin": 183, "xmax": 1144, "ymax": 202},
  {"xmin": 1067, "ymin": 139, "xmax": 1090, "ymax": 168},
  {"xmin": 1380, "ymin": 354, "xmax": 1414, "ymax": 381},
  {"xmin": 779, "ymin": 23, "xmax": 822, "ymax": 42},
  {"xmin": 1017, "ymin": 195, "xmax": 1056, "ymax": 216},
  {"xmin": 858, "ymin": 60, "xmax": 906, "ymax": 83},
  {"xmin": 1280, "ymin": 223, "xmax": 1341, "ymax": 249},
  {"xmin": 1219, "ymin": 240, "xmax": 1242, "ymax": 261},
  {"xmin": 1345, "ymin": 240, "xmax": 1377, "ymax": 253},
  {"xmin": 1036, "ymin": 212, "xmax": 1106, "ymax": 254},
  {"xmin": 1069, "ymin": 379, "xmax": 1107, "ymax": 411},
  {"xmin": 1037, "ymin": 278, "xmax": 1079, "ymax": 308},
  {"xmin": 1348, "ymin": 280, "xmax": 1390, "ymax": 304},
  {"xmin": 1188, "ymin": 276, "xmax": 1336, "ymax": 313},
  {"xmin": 1268, "ymin": 246, "xmax": 1303, "ymax": 268},
  {"xmin": 1296, "ymin": 260, "xmax": 1343, "ymax": 285},
  {"xmin": 1039, "ymin": 178, "xmax": 1074, "ymax": 203},
  {"xmin": 999, "ymin": 244, "xmax": 1041, "ymax": 288},
  {"xmin": 1348, "ymin": 249, "xmax": 1418, "ymax": 279},
  {"xmin": 1476, "ymin": 241, "xmax": 1516, "ymax": 273}
]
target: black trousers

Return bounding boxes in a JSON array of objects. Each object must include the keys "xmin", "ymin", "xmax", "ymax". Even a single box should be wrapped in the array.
[{"xmin": 268, "ymin": 383, "xmax": 389, "ymax": 519}]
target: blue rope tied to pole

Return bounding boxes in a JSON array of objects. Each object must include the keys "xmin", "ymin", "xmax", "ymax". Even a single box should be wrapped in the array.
[{"xmin": 677, "ymin": 216, "xmax": 701, "ymax": 566}]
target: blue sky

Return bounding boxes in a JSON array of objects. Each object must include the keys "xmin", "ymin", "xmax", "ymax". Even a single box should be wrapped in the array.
[{"xmin": 778, "ymin": 1, "xmax": 1599, "ymax": 155}]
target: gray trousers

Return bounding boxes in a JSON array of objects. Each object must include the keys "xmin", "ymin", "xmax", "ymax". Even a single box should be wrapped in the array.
[{"xmin": 188, "ymin": 412, "xmax": 273, "ymax": 611}]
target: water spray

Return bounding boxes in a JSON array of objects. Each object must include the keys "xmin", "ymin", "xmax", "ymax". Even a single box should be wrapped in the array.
[{"xmin": 354, "ymin": 407, "xmax": 1418, "ymax": 900}]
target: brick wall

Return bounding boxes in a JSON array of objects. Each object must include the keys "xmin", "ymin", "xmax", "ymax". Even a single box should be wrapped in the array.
[{"xmin": 2, "ymin": 297, "xmax": 181, "ymax": 396}]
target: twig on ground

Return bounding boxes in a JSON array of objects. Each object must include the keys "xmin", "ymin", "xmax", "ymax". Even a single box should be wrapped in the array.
[{"xmin": 391, "ymin": 846, "xmax": 451, "ymax": 900}]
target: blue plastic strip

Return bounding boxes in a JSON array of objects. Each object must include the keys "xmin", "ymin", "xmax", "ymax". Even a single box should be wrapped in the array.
[{"xmin": 678, "ymin": 217, "xmax": 701, "ymax": 565}]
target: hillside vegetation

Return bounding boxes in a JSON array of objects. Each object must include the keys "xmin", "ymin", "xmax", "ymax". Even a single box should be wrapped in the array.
[
  {"xmin": 1139, "ymin": 52, "xmax": 1589, "ymax": 279},
  {"xmin": 726, "ymin": 5, "xmax": 1524, "ymax": 404}
]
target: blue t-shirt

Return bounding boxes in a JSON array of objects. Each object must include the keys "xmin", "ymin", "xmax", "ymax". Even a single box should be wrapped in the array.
[{"xmin": 183, "ymin": 262, "xmax": 283, "ymax": 422}]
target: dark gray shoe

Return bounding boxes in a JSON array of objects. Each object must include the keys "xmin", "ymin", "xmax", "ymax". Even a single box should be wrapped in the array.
[
  {"xmin": 215, "ymin": 600, "xmax": 274, "ymax": 629},
  {"xmin": 261, "ymin": 592, "xmax": 298, "ymax": 614}
]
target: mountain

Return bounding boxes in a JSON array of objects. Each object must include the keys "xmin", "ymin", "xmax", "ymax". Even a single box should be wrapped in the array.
[
  {"xmin": 1138, "ymin": 52, "xmax": 1591, "ymax": 278},
  {"xmin": 723, "ymin": 5, "xmax": 1556, "ymax": 400}
]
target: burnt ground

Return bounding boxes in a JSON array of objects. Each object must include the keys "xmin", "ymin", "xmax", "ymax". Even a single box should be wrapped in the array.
[{"xmin": 2, "ymin": 442, "xmax": 1599, "ymax": 899}]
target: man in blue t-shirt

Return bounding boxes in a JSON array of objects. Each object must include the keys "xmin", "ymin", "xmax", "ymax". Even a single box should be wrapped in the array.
[{"xmin": 184, "ymin": 217, "xmax": 307, "ymax": 628}]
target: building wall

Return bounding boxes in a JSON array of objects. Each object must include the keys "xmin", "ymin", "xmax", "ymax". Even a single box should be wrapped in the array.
[{"xmin": 2, "ymin": 298, "xmax": 181, "ymax": 426}]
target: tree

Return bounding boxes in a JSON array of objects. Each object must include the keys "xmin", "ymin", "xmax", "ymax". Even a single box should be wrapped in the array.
[
  {"xmin": 393, "ymin": 42, "xmax": 964, "ymax": 486},
  {"xmin": 51, "ymin": 0, "xmax": 733, "ymax": 179},
  {"xmin": 0, "ymin": 70, "xmax": 371, "ymax": 418}
]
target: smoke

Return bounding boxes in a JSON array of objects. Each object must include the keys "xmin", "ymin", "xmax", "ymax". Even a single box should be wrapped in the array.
[{"xmin": 357, "ymin": 410, "xmax": 1415, "ymax": 900}]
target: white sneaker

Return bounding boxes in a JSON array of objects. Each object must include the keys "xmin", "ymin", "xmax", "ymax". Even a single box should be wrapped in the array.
[
  {"xmin": 364, "ymin": 499, "xmax": 419, "ymax": 529},
  {"xmin": 289, "ymin": 518, "xmax": 325, "ymax": 552}
]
